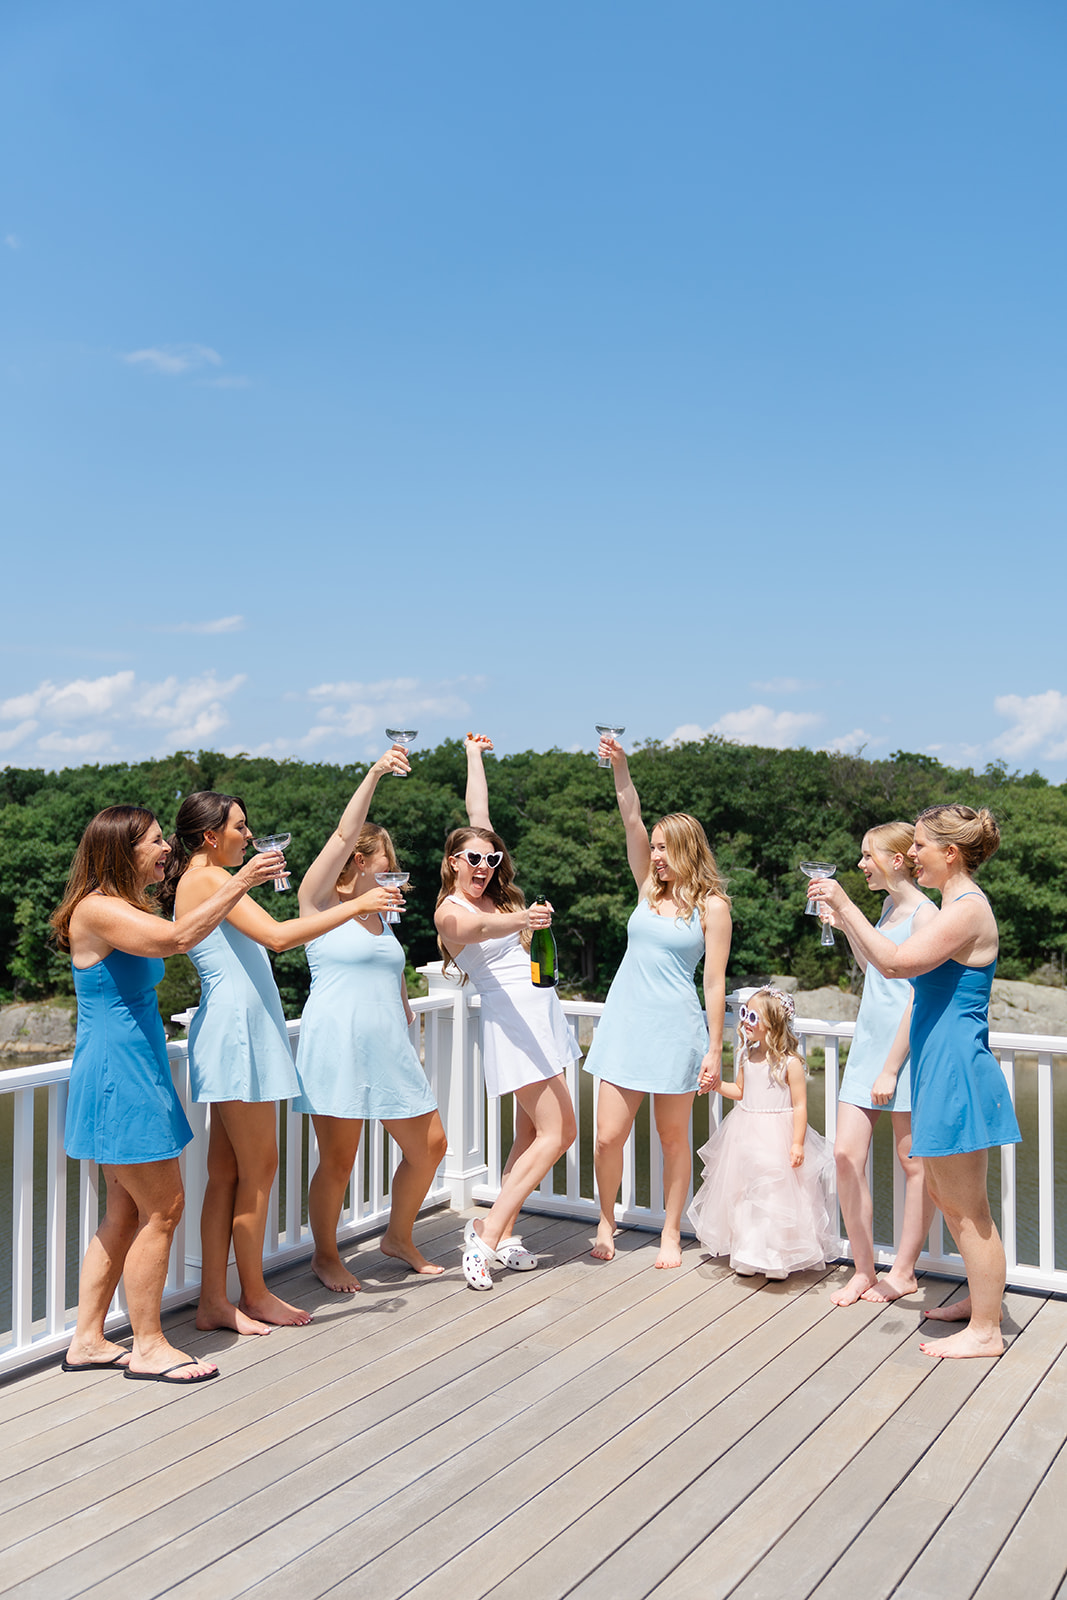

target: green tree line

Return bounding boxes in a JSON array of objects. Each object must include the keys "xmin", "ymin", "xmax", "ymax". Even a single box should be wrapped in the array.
[{"xmin": 1, "ymin": 739, "xmax": 1065, "ymax": 1018}]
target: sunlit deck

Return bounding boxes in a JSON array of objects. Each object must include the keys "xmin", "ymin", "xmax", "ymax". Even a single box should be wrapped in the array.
[{"xmin": 4, "ymin": 1207, "xmax": 1067, "ymax": 1600}]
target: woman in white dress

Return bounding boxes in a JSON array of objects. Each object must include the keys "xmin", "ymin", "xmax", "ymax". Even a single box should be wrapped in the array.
[{"xmin": 434, "ymin": 735, "xmax": 578, "ymax": 1290}]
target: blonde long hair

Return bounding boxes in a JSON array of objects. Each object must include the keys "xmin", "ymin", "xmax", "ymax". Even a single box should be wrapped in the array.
[
  {"xmin": 436, "ymin": 826, "xmax": 528, "ymax": 980},
  {"xmin": 744, "ymin": 987, "xmax": 801, "ymax": 1088},
  {"xmin": 647, "ymin": 812, "xmax": 730, "ymax": 923}
]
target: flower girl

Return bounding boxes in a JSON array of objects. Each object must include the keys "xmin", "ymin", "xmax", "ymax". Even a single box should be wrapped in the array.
[{"xmin": 688, "ymin": 987, "xmax": 836, "ymax": 1279}]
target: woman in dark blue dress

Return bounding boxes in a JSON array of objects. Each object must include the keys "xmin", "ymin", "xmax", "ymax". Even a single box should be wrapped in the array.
[
  {"xmin": 811, "ymin": 805, "xmax": 1020, "ymax": 1360},
  {"xmin": 52, "ymin": 806, "xmax": 281, "ymax": 1383}
]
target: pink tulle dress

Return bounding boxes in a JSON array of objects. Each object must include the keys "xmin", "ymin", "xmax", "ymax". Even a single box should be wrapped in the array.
[{"xmin": 688, "ymin": 1052, "xmax": 836, "ymax": 1278}]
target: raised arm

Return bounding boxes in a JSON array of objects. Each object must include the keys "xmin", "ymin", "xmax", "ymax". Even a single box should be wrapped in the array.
[
  {"xmin": 70, "ymin": 851, "xmax": 286, "ymax": 965},
  {"xmin": 601, "ymin": 737, "xmax": 651, "ymax": 891},
  {"xmin": 697, "ymin": 895, "xmax": 733, "ymax": 1093},
  {"xmin": 812, "ymin": 879, "xmax": 997, "ymax": 978},
  {"xmin": 299, "ymin": 746, "xmax": 408, "ymax": 914},
  {"xmin": 464, "ymin": 734, "xmax": 494, "ymax": 829}
]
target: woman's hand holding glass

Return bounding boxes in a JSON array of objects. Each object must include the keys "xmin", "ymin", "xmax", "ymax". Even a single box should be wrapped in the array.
[
  {"xmin": 239, "ymin": 850, "xmax": 288, "ymax": 892},
  {"xmin": 373, "ymin": 745, "xmax": 410, "ymax": 779},
  {"xmin": 351, "ymin": 884, "xmax": 404, "ymax": 919},
  {"xmin": 596, "ymin": 734, "xmax": 625, "ymax": 767}
]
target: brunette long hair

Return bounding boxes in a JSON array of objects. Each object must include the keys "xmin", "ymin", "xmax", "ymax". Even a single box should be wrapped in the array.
[
  {"xmin": 435, "ymin": 826, "xmax": 527, "ymax": 979},
  {"xmin": 51, "ymin": 806, "xmax": 159, "ymax": 950},
  {"xmin": 159, "ymin": 790, "xmax": 248, "ymax": 915}
]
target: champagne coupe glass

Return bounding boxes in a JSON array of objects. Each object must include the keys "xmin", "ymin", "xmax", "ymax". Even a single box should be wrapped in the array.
[
  {"xmin": 375, "ymin": 871, "xmax": 410, "ymax": 925},
  {"xmin": 595, "ymin": 724, "xmax": 625, "ymax": 769},
  {"xmin": 799, "ymin": 860, "xmax": 838, "ymax": 947},
  {"xmin": 385, "ymin": 729, "xmax": 418, "ymax": 775},
  {"xmin": 253, "ymin": 832, "xmax": 292, "ymax": 893}
]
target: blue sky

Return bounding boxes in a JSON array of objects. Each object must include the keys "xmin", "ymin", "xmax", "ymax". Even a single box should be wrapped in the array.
[{"xmin": 3, "ymin": 1, "xmax": 1065, "ymax": 779}]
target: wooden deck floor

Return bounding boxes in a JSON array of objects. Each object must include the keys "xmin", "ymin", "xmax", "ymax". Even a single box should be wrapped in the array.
[{"xmin": 3, "ymin": 1209, "xmax": 1067, "ymax": 1600}]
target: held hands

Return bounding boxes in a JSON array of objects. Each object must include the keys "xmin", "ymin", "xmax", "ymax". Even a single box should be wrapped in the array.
[
  {"xmin": 790, "ymin": 1142, "xmax": 806, "ymax": 1169},
  {"xmin": 351, "ymin": 885, "xmax": 404, "ymax": 918},
  {"xmin": 372, "ymin": 745, "xmax": 411, "ymax": 779},
  {"xmin": 697, "ymin": 1052, "xmax": 721, "ymax": 1095},
  {"xmin": 466, "ymin": 733, "xmax": 494, "ymax": 754}
]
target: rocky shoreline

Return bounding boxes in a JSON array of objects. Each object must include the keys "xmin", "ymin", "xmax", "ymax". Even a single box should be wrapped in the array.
[{"xmin": 4, "ymin": 978, "xmax": 1067, "ymax": 1060}]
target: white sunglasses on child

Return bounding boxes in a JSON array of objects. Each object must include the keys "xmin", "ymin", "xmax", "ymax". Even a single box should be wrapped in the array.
[
  {"xmin": 454, "ymin": 849, "xmax": 504, "ymax": 869},
  {"xmin": 738, "ymin": 1004, "xmax": 762, "ymax": 1027}
]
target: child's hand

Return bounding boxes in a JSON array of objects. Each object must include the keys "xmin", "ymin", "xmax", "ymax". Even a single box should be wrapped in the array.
[
  {"xmin": 790, "ymin": 1142, "xmax": 805, "ymax": 1168},
  {"xmin": 697, "ymin": 1051, "xmax": 721, "ymax": 1095},
  {"xmin": 870, "ymin": 1070, "xmax": 897, "ymax": 1106}
]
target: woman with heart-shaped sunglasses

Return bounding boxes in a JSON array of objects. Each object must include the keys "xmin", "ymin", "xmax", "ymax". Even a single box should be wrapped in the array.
[{"xmin": 435, "ymin": 734, "xmax": 578, "ymax": 1290}]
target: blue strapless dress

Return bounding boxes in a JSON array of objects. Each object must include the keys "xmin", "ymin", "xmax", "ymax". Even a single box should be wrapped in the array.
[
  {"xmin": 909, "ymin": 959, "xmax": 1021, "ymax": 1157},
  {"xmin": 65, "ymin": 952, "xmax": 192, "ymax": 1165}
]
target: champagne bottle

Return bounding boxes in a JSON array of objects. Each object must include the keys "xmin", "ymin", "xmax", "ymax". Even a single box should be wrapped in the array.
[{"xmin": 529, "ymin": 897, "xmax": 558, "ymax": 989}]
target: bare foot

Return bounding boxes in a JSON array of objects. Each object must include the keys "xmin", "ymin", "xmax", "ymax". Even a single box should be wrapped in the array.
[
  {"xmin": 924, "ymin": 1294, "xmax": 996, "ymax": 1324},
  {"xmin": 654, "ymin": 1231, "xmax": 683, "ymax": 1270},
  {"xmin": 591, "ymin": 1223, "xmax": 618, "ymax": 1262},
  {"xmin": 196, "ymin": 1298, "xmax": 272, "ymax": 1336},
  {"xmin": 239, "ymin": 1290, "xmax": 313, "ymax": 1327},
  {"xmin": 861, "ymin": 1272, "xmax": 919, "ymax": 1304},
  {"xmin": 128, "ymin": 1340, "xmax": 218, "ymax": 1379},
  {"xmin": 920, "ymin": 1326, "xmax": 1004, "ymax": 1359},
  {"xmin": 312, "ymin": 1253, "xmax": 362, "ymax": 1294},
  {"xmin": 380, "ymin": 1236, "xmax": 445, "ymax": 1275},
  {"xmin": 831, "ymin": 1270, "xmax": 876, "ymax": 1307}
]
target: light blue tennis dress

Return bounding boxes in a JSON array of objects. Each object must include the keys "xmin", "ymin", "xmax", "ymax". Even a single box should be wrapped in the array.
[
  {"xmin": 186, "ymin": 921, "xmax": 299, "ymax": 1103},
  {"xmin": 583, "ymin": 899, "xmax": 709, "ymax": 1094},
  {"xmin": 838, "ymin": 908, "xmax": 917, "ymax": 1113},
  {"xmin": 909, "ymin": 959, "xmax": 1021, "ymax": 1158},
  {"xmin": 66, "ymin": 952, "xmax": 193, "ymax": 1165},
  {"xmin": 293, "ymin": 917, "xmax": 436, "ymax": 1120}
]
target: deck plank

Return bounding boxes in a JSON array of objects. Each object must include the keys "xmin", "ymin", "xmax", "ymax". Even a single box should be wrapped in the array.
[{"xmin": 1, "ymin": 1214, "xmax": 1062, "ymax": 1600}]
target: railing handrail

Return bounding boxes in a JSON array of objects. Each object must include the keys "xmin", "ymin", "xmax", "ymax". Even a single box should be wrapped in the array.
[{"xmin": 4, "ymin": 990, "xmax": 1067, "ymax": 1377}]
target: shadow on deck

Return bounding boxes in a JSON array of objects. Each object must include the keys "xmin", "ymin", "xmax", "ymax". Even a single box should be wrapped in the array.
[{"xmin": 3, "ymin": 1209, "xmax": 1067, "ymax": 1600}]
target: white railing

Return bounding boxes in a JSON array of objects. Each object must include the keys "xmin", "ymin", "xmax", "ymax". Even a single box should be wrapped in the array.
[{"xmin": 2, "ymin": 991, "xmax": 1065, "ymax": 1375}]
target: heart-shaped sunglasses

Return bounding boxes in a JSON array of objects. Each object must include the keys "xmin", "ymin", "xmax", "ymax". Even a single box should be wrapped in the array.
[{"xmin": 453, "ymin": 849, "xmax": 504, "ymax": 870}]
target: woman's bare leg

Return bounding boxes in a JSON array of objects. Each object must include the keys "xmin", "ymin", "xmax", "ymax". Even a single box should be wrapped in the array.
[
  {"xmin": 918, "ymin": 1151, "xmax": 1005, "ymax": 1357},
  {"xmin": 832, "ymin": 1103, "xmax": 879, "ymax": 1304},
  {"xmin": 198, "ymin": 1101, "xmax": 310, "ymax": 1330},
  {"xmin": 591, "ymin": 1081, "xmax": 645, "ymax": 1260},
  {"xmin": 474, "ymin": 1076, "xmax": 576, "ymax": 1254},
  {"xmin": 862, "ymin": 1113, "xmax": 935, "ymax": 1302},
  {"xmin": 381, "ymin": 1111, "xmax": 449, "ymax": 1273},
  {"xmin": 64, "ymin": 1169, "xmax": 140, "ymax": 1367},
  {"xmin": 652, "ymin": 1092, "xmax": 697, "ymax": 1268},
  {"xmin": 112, "ymin": 1161, "xmax": 216, "ymax": 1378},
  {"xmin": 308, "ymin": 1115, "xmax": 364, "ymax": 1292}
]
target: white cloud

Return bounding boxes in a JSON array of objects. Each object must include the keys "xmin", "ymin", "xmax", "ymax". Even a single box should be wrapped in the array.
[
  {"xmin": 669, "ymin": 705, "xmax": 822, "ymax": 749},
  {"xmin": 5, "ymin": 234, "xmax": 21, "ymax": 251},
  {"xmin": 157, "ymin": 615, "xmax": 245, "ymax": 635},
  {"xmin": 0, "ymin": 670, "xmax": 245, "ymax": 759},
  {"xmin": 822, "ymin": 728, "xmax": 874, "ymax": 754},
  {"xmin": 0, "ymin": 719, "xmax": 37, "ymax": 752},
  {"xmin": 122, "ymin": 344, "xmax": 223, "ymax": 377},
  {"xmin": 993, "ymin": 690, "xmax": 1067, "ymax": 760}
]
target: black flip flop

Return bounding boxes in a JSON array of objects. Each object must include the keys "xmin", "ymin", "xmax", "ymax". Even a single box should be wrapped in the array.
[
  {"xmin": 123, "ymin": 1361, "xmax": 220, "ymax": 1383},
  {"xmin": 61, "ymin": 1351, "xmax": 131, "ymax": 1373}
]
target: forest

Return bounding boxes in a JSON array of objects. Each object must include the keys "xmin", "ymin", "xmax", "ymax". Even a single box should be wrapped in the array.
[{"xmin": 1, "ymin": 738, "xmax": 1065, "ymax": 1020}]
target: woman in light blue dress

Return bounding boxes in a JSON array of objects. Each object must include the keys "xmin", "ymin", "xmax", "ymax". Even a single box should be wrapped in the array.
[
  {"xmin": 830, "ymin": 822, "xmax": 938, "ymax": 1308},
  {"xmin": 295, "ymin": 747, "xmax": 447, "ymax": 1293},
  {"xmin": 584, "ymin": 736, "xmax": 732, "ymax": 1270},
  {"xmin": 162, "ymin": 791, "xmax": 397, "ymax": 1336},
  {"xmin": 812, "ymin": 804, "xmax": 1020, "ymax": 1360},
  {"xmin": 53, "ymin": 806, "xmax": 280, "ymax": 1382}
]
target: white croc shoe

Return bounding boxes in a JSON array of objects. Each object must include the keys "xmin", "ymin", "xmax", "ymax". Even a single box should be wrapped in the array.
[
  {"xmin": 496, "ymin": 1237, "xmax": 538, "ymax": 1271},
  {"xmin": 461, "ymin": 1226, "xmax": 499, "ymax": 1291}
]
